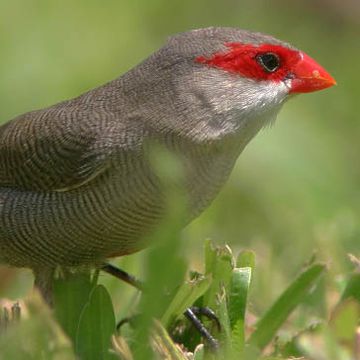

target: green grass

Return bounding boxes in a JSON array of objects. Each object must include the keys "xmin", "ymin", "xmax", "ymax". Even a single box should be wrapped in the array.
[
  {"xmin": 1, "ymin": 240, "xmax": 359, "ymax": 359},
  {"xmin": 0, "ymin": 1, "xmax": 359, "ymax": 359}
]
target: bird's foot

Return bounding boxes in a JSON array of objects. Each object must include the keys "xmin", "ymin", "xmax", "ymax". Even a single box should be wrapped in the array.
[
  {"xmin": 184, "ymin": 307, "xmax": 219, "ymax": 350},
  {"xmin": 101, "ymin": 262, "xmax": 220, "ymax": 350}
]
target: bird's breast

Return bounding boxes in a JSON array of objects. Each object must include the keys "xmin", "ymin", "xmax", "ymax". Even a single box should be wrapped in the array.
[{"xmin": 0, "ymin": 142, "xmax": 239, "ymax": 268}]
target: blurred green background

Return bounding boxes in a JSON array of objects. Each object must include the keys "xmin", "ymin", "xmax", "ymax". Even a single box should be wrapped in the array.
[{"xmin": 0, "ymin": 0, "xmax": 359, "ymax": 314}]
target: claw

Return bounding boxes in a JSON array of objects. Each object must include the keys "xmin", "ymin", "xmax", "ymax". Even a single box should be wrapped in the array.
[{"xmin": 190, "ymin": 306, "xmax": 221, "ymax": 332}]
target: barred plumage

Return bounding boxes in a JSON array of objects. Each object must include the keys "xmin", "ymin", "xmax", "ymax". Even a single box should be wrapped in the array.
[{"xmin": 0, "ymin": 27, "xmax": 334, "ymax": 301}]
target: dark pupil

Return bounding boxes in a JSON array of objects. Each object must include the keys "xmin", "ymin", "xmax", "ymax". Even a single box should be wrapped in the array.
[{"xmin": 257, "ymin": 53, "xmax": 280, "ymax": 72}]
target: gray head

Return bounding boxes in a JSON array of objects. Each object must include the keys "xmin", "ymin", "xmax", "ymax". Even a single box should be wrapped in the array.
[{"xmin": 130, "ymin": 27, "xmax": 335, "ymax": 143}]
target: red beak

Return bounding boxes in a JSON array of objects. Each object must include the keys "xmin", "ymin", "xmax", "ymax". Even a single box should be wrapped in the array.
[{"xmin": 289, "ymin": 52, "xmax": 336, "ymax": 94}]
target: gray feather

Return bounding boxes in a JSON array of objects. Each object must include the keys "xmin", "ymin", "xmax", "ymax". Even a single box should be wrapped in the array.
[{"xmin": 0, "ymin": 27, "xmax": 292, "ymax": 271}]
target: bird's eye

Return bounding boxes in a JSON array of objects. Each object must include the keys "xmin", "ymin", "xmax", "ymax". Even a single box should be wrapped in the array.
[{"xmin": 256, "ymin": 52, "xmax": 280, "ymax": 73}]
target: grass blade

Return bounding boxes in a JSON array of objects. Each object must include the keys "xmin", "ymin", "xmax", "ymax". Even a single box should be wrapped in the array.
[
  {"xmin": 249, "ymin": 263, "xmax": 326, "ymax": 350},
  {"xmin": 76, "ymin": 285, "xmax": 116, "ymax": 360},
  {"xmin": 161, "ymin": 275, "xmax": 211, "ymax": 328},
  {"xmin": 340, "ymin": 273, "xmax": 360, "ymax": 303},
  {"xmin": 236, "ymin": 250, "xmax": 256, "ymax": 271},
  {"xmin": 229, "ymin": 267, "xmax": 252, "ymax": 328},
  {"xmin": 228, "ymin": 267, "xmax": 252, "ymax": 354},
  {"xmin": 53, "ymin": 272, "xmax": 93, "ymax": 344},
  {"xmin": 193, "ymin": 344, "xmax": 205, "ymax": 360},
  {"xmin": 217, "ymin": 286, "xmax": 232, "ymax": 358},
  {"xmin": 152, "ymin": 319, "xmax": 188, "ymax": 359},
  {"xmin": 203, "ymin": 242, "xmax": 234, "ymax": 310}
]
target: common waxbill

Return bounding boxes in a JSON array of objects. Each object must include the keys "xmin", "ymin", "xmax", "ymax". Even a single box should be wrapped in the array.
[{"xmin": 0, "ymin": 27, "xmax": 335, "ymax": 299}]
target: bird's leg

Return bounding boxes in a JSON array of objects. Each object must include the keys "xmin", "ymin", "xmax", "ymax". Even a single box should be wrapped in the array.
[
  {"xmin": 100, "ymin": 263, "xmax": 143, "ymax": 290},
  {"xmin": 100, "ymin": 262, "xmax": 219, "ymax": 350},
  {"xmin": 32, "ymin": 267, "xmax": 55, "ymax": 306},
  {"xmin": 183, "ymin": 308, "xmax": 219, "ymax": 349}
]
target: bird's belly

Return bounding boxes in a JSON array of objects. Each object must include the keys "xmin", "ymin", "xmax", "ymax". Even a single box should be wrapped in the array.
[
  {"xmin": 0, "ymin": 177, "xmax": 163, "ymax": 268},
  {"xmin": 0, "ymin": 147, "xmax": 239, "ymax": 268}
]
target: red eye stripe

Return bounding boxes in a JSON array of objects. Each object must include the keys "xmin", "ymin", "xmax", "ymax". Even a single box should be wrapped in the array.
[{"xmin": 195, "ymin": 42, "xmax": 301, "ymax": 82}]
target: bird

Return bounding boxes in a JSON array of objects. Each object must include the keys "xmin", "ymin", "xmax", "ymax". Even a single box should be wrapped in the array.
[{"xmin": 0, "ymin": 27, "xmax": 335, "ymax": 302}]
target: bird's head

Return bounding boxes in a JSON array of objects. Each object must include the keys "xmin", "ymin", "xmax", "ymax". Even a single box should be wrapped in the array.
[{"xmin": 148, "ymin": 27, "xmax": 335, "ymax": 143}]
